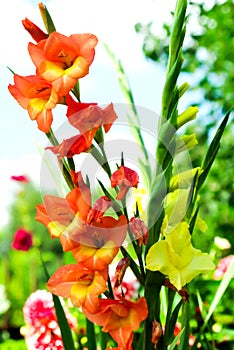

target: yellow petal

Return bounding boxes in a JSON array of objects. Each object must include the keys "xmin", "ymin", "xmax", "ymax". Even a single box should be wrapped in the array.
[
  {"xmin": 179, "ymin": 250, "xmax": 215, "ymax": 287},
  {"xmin": 146, "ymin": 240, "xmax": 178, "ymax": 276},
  {"xmin": 169, "ymin": 167, "xmax": 201, "ymax": 191},
  {"xmin": 39, "ymin": 60, "xmax": 65, "ymax": 82},
  {"xmin": 28, "ymin": 98, "xmax": 47, "ymax": 119},
  {"xmin": 165, "ymin": 221, "xmax": 191, "ymax": 254},
  {"xmin": 66, "ymin": 56, "xmax": 89, "ymax": 79},
  {"xmin": 164, "ymin": 189, "xmax": 189, "ymax": 228},
  {"xmin": 47, "ymin": 221, "xmax": 64, "ymax": 238},
  {"xmin": 70, "ymin": 283, "xmax": 87, "ymax": 308}
]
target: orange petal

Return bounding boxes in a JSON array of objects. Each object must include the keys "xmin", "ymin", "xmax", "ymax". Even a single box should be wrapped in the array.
[
  {"xmin": 66, "ymin": 181, "xmax": 91, "ymax": 219},
  {"xmin": 70, "ymin": 33, "xmax": 98, "ymax": 65},
  {"xmin": 43, "ymin": 194, "xmax": 75, "ymax": 225},
  {"xmin": 47, "ymin": 264, "xmax": 92, "ymax": 298},
  {"xmin": 35, "ymin": 203, "xmax": 50, "ymax": 227}
]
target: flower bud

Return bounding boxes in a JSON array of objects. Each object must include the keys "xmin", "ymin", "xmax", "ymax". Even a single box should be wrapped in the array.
[{"xmin": 22, "ymin": 18, "xmax": 47, "ymax": 42}]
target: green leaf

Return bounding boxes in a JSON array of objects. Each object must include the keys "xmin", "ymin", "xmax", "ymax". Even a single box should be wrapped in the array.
[
  {"xmin": 197, "ymin": 111, "xmax": 231, "ymax": 190},
  {"xmin": 40, "ymin": 255, "xmax": 75, "ymax": 350},
  {"xmin": 86, "ymin": 318, "xmax": 97, "ymax": 350},
  {"xmin": 7, "ymin": 66, "xmax": 15, "ymax": 74},
  {"xmin": 167, "ymin": 299, "xmax": 184, "ymax": 345},
  {"xmin": 192, "ymin": 256, "xmax": 234, "ymax": 349},
  {"xmin": 178, "ymin": 302, "xmax": 190, "ymax": 350},
  {"xmin": 39, "ymin": 3, "xmax": 56, "ymax": 34},
  {"xmin": 167, "ymin": 327, "xmax": 185, "ymax": 350},
  {"xmin": 52, "ymin": 294, "xmax": 76, "ymax": 350}
]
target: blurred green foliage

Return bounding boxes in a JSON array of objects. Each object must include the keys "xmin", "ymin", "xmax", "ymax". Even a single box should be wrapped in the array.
[
  {"xmin": 135, "ymin": 0, "xmax": 234, "ymax": 115},
  {"xmin": 0, "ymin": 180, "xmax": 64, "ymax": 336}
]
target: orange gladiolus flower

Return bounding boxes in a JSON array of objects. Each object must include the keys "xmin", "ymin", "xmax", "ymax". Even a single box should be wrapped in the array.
[
  {"xmin": 66, "ymin": 94, "xmax": 97, "ymax": 117},
  {"xmin": 83, "ymin": 297, "xmax": 148, "ymax": 349},
  {"xmin": 36, "ymin": 171, "xmax": 128, "ymax": 261},
  {"xmin": 45, "ymin": 132, "xmax": 95, "ymax": 158},
  {"xmin": 72, "ymin": 214, "xmax": 128, "ymax": 271},
  {"xmin": 67, "ymin": 101, "xmax": 118, "ymax": 134},
  {"xmin": 28, "ymin": 32, "xmax": 98, "ymax": 96},
  {"xmin": 8, "ymin": 74, "xmax": 61, "ymax": 132},
  {"xmin": 22, "ymin": 18, "xmax": 48, "ymax": 42},
  {"xmin": 47, "ymin": 264, "xmax": 108, "ymax": 313},
  {"xmin": 46, "ymin": 102, "xmax": 117, "ymax": 157},
  {"xmin": 111, "ymin": 166, "xmax": 139, "ymax": 200},
  {"xmin": 36, "ymin": 172, "xmax": 91, "ymax": 251}
]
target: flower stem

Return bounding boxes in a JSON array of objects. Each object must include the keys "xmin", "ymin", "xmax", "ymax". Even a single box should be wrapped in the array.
[{"xmin": 86, "ymin": 318, "xmax": 97, "ymax": 350}]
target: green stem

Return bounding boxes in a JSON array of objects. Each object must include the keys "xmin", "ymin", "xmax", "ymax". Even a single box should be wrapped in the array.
[
  {"xmin": 90, "ymin": 144, "xmax": 112, "ymax": 178},
  {"xmin": 86, "ymin": 318, "xmax": 97, "ymax": 350},
  {"xmin": 99, "ymin": 326, "xmax": 108, "ymax": 350},
  {"xmin": 144, "ymin": 1, "xmax": 188, "ymax": 349},
  {"xmin": 107, "ymin": 275, "xmax": 115, "ymax": 299},
  {"xmin": 46, "ymin": 128, "xmax": 74, "ymax": 190},
  {"xmin": 143, "ymin": 271, "xmax": 165, "ymax": 350},
  {"xmin": 98, "ymin": 142, "xmax": 113, "ymax": 178},
  {"xmin": 163, "ymin": 289, "xmax": 176, "ymax": 347},
  {"xmin": 121, "ymin": 246, "xmax": 145, "ymax": 286},
  {"xmin": 103, "ymin": 43, "xmax": 152, "ymax": 182}
]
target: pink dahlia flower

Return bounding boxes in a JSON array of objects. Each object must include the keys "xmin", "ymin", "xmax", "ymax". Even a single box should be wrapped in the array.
[
  {"xmin": 22, "ymin": 289, "xmax": 77, "ymax": 350},
  {"xmin": 214, "ymin": 255, "xmax": 234, "ymax": 279}
]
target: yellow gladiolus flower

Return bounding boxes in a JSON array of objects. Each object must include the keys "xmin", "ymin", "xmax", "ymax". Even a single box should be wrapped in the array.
[{"xmin": 145, "ymin": 222, "xmax": 215, "ymax": 290}]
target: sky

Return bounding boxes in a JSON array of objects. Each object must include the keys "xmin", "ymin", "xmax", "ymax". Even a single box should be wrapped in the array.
[{"xmin": 0, "ymin": 0, "xmax": 178, "ymax": 227}]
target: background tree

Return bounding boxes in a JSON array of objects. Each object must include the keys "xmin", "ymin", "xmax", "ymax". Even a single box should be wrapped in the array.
[{"xmin": 135, "ymin": 0, "xmax": 234, "ymax": 117}]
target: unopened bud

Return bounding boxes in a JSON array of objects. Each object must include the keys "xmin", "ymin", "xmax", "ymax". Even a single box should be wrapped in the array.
[
  {"xmin": 129, "ymin": 217, "xmax": 148, "ymax": 246},
  {"xmin": 152, "ymin": 320, "xmax": 162, "ymax": 348},
  {"xmin": 113, "ymin": 257, "xmax": 130, "ymax": 289},
  {"xmin": 22, "ymin": 18, "xmax": 47, "ymax": 42}
]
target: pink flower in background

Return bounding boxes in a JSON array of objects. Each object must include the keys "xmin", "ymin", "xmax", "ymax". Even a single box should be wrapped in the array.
[
  {"xmin": 22, "ymin": 289, "xmax": 77, "ymax": 350},
  {"xmin": 110, "ymin": 261, "xmax": 140, "ymax": 300},
  {"xmin": 10, "ymin": 175, "xmax": 29, "ymax": 183},
  {"xmin": 214, "ymin": 255, "xmax": 234, "ymax": 279},
  {"xmin": 12, "ymin": 228, "xmax": 33, "ymax": 251}
]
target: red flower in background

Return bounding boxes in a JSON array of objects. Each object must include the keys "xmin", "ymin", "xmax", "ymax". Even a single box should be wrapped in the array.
[
  {"xmin": 12, "ymin": 228, "xmax": 33, "ymax": 251},
  {"xmin": 11, "ymin": 175, "xmax": 29, "ymax": 183}
]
